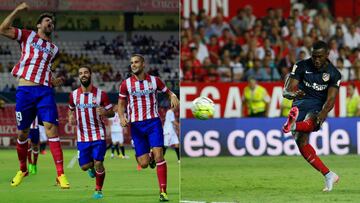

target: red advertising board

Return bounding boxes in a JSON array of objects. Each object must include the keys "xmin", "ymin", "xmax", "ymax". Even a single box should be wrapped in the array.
[{"xmin": 180, "ymin": 82, "xmax": 359, "ymax": 118}]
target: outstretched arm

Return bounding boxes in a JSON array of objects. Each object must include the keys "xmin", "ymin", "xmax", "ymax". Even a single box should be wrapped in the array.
[{"xmin": 0, "ymin": 2, "xmax": 29, "ymax": 39}]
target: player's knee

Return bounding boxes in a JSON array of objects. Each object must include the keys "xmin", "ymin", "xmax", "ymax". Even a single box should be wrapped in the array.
[
  {"xmin": 81, "ymin": 165, "xmax": 89, "ymax": 171},
  {"xmin": 17, "ymin": 129, "xmax": 29, "ymax": 141},
  {"xmin": 140, "ymin": 163, "xmax": 149, "ymax": 169},
  {"xmin": 94, "ymin": 161, "xmax": 104, "ymax": 170}
]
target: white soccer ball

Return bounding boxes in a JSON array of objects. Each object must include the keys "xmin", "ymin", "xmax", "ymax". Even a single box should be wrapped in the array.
[{"xmin": 191, "ymin": 96, "xmax": 215, "ymax": 120}]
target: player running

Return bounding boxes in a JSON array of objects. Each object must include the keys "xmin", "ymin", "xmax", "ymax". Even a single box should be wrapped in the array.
[
  {"xmin": 118, "ymin": 54, "xmax": 179, "ymax": 201},
  {"xmin": 0, "ymin": 2, "xmax": 69, "ymax": 188},
  {"xmin": 282, "ymin": 41, "xmax": 341, "ymax": 192},
  {"xmin": 68, "ymin": 65, "xmax": 114, "ymax": 199},
  {"xmin": 163, "ymin": 106, "xmax": 180, "ymax": 163},
  {"xmin": 108, "ymin": 105, "xmax": 129, "ymax": 159}
]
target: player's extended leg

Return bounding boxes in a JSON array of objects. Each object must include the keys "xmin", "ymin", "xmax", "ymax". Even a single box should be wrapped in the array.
[
  {"xmin": 93, "ymin": 160, "xmax": 105, "ymax": 199},
  {"xmin": 153, "ymin": 147, "xmax": 168, "ymax": 202},
  {"xmin": 43, "ymin": 122, "xmax": 69, "ymax": 189},
  {"xmin": 283, "ymin": 107, "xmax": 320, "ymax": 133},
  {"xmin": 11, "ymin": 128, "xmax": 30, "ymax": 186},
  {"xmin": 92, "ymin": 140, "xmax": 107, "ymax": 199},
  {"xmin": 295, "ymin": 132, "xmax": 339, "ymax": 191}
]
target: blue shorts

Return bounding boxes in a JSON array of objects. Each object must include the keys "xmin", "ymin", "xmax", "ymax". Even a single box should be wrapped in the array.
[
  {"xmin": 77, "ymin": 140, "xmax": 106, "ymax": 167},
  {"xmin": 293, "ymin": 99, "xmax": 323, "ymax": 121},
  {"xmin": 131, "ymin": 118, "xmax": 164, "ymax": 157},
  {"xmin": 16, "ymin": 86, "xmax": 58, "ymax": 130},
  {"xmin": 28, "ymin": 128, "xmax": 40, "ymax": 144}
]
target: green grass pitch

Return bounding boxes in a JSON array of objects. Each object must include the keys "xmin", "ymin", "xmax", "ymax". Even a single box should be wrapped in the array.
[
  {"xmin": 0, "ymin": 148, "xmax": 179, "ymax": 203},
  {"xmin": 181, "ymin": 155, "xmax": 360, "ymax": 203}
]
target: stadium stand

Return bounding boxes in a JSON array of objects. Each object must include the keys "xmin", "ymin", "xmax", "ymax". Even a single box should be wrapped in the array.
[{"xmin": 180, "ymin": 1, "xmax": 360, "ymax": 83}]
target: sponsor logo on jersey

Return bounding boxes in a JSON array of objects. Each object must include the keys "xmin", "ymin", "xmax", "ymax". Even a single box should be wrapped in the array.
[{"xmin": 304, "ymin": 80, "xmax": 328, "ymax": 91}]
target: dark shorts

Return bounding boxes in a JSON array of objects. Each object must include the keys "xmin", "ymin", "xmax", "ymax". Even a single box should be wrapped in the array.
[
  {"xmin": 16, "ymin": 86, "xmax": 58, "ymax": 130},
  {"xmin": 131, "ymin": 118, "xmax": 164, "ymax": 157},
  {"xmin": 77, "ymin": 140, "xmax": 106, "ymax": 167},
  {"xmin": 293, "ymin": 99, "xmax": 323, "ymax": 121}
]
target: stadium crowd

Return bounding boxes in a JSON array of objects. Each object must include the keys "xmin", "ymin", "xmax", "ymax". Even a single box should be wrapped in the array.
[
  {"xmin": 0, "ymin": 34, "xmax": 179, "ymax": 92},
  {"xmin": 180, "ymin": 2, "xmax": 360, "ymax": 82}
]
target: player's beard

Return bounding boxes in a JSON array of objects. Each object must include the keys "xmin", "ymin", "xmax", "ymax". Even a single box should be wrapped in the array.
[
  {"xmin": 132, "ymin": 66, "xmax": 144, "ymax": 76},
  {"xmin": 80, "ymin": 76, "xmax": 91, "ymax": 87}
]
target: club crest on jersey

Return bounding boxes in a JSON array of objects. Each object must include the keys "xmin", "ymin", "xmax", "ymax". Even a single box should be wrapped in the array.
[
  {"xmin": 322, "ymin": 73, "xmax": 330, "ymax": 82},
  {"xmin": 92, "ymin": 97, "xmax": 97, "ymax": 104},
  {"xmin": 148, "ymin": 82, "xmax": 153, "ymax": 90}
]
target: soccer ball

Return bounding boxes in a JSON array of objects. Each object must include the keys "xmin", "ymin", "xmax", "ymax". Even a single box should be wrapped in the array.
[{"xmin": 191, "ymin": 96, "xmax": 215, "ymax": 120}]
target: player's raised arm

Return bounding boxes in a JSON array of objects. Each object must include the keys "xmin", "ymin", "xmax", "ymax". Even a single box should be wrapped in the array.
[{"xmin": 0, "ymin": 2, "xmax": 29, "ymax": 39}]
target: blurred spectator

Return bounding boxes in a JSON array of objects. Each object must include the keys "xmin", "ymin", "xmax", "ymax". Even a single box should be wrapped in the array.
[
  {"xmin": 336, "ymin": 58, "xmax": 353, "ymax": 81},
  {"xmin": 242, "ymin": 77, "xmax": 270, "ymax": 117},
  {"xmin": 346, "ymin": 83, "xmax": 360, "ymax": 117},
  {"xmin": 0, "ymin": 98, "xmax": 4, "ymax": 110},
  {"xmin": 344, "ymin": 25, "xmax": 360, "ymax": 50}
]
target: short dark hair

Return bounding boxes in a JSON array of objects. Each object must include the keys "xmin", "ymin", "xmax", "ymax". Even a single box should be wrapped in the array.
[
  {"xmin": 79, "ymin": 64, "xmax": 92, "ymax": 74},
  {"xmin": 131, "ymin": 54, "xmax": 145, "ymax": 62},
  {"xmin": 37, "ymin": 13, "xmax": 55, "ymax": 25},
  {"xmin": 313, "ymin": 40, "xmax": 329, "ymax": 51}
]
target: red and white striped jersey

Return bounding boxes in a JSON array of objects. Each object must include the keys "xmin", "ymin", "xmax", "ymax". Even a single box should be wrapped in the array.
[
  {"xmin": 119, "ymin": 74, "xmax": 170, "ymax": 122},
  {"xmin": 30, "ymin": 116, "xmax": 38, "ymax": 129},
  {"xmin": 69, "ymin": 86, "xmax": 113, "ymax": 142},
  {"xmin": 11, "ymin": 28, "xmax": 59, "ymax": 87}
]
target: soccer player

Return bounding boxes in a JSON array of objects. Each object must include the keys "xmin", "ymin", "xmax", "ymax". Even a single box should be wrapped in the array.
[
  {"xmin": 282, "ymin": 41, "xmax": 341, "ymax": 192},
  {"xmin": 108, "ymin": 105, "xmax": 129, "ymax": 159},
  {"xmin": 118, "ymin": 54, "xmax": 179, "ymax": 201},
  {"xmin": 0, "ymin": 2, "xmax": 69, "ymax": 188},
  {"xmin": 27, "ymin": 117, "xmax": 40, "ymax": 175},
  {"xmin": 163, "ymin": 106, "xmax": 180, "ymax": 163},
  {"xmin": 68, "ymin": 65, "xmax": 114, "ymax": 199}
]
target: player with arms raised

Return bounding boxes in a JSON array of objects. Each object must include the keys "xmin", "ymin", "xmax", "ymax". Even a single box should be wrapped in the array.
[
  {"xmin": 282, "ymin": 41, "xmax": 341, "ymax": 192},
  {"xmin": 68, "ymin": 65, "xmax": 114, "ymax": 199},
  {"xmin": 0, "ymin": 2, "xmax": 69, "ymax": 188},
  {"xmin": 118, "ymin": 54, "xmax": 179, "ymax": 201}
]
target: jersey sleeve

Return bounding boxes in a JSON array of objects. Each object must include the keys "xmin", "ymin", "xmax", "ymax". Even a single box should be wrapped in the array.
[
  {"xmin": 119, "ymin": 80, "xmax": 128, "ymax": 100},
  {"xmin": 101, "ymin": 91, "xmax": 113, "ymax": 110},
  {"xmin": 329, "ymin": 70, "xmax": 342, "ymax": 88},
  {"xmin": 14, "ymin": 28, "xmax": 32, "ymax": 43},
  {"xmin": 155, "ymin": 77, "xmax": 170, "ymax": 93},
  {"xmin": 289, "ymin": 62, "xmax": 304, "ymax": 81},
  {"xmin": 68, "ymin": 92, "xmax": 75, "ymax": 111}
]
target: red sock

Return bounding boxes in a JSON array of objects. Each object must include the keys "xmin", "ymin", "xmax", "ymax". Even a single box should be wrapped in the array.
[
  {"xmin": 156, "ymin": 160, "xmax": 167, "ymax": 193},
  {"xmin": 17, "ymin": 139, "xmax": 28, "ymax": 172},
  {"xmin": 95, "ymin": 169, "xmax": 105, "ymax": 191},
  {"xmin": 299, "ymin": 144, "xmax": 329, "ymax": 175},
  {"xmin": 295, "ymin": 119, "xmax": 316, "ymax": 132},
  {"xmin": 27, "ymin": 146, "xmax": 33, "ymax": 165},
  {"xmin": 48, "ymin": 137, "xmax": 64, "ymax": 176},
  {"xmin": 33, "ymin": 150, "xmax": 39, "ymax": 165}
]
